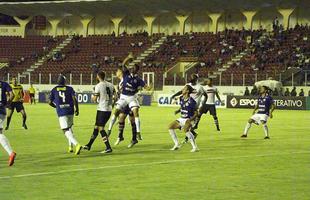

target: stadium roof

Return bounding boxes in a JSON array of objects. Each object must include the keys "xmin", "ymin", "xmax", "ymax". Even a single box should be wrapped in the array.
[{"xmin": 0, "ymin": 0, "xmax": 308, "ymax": 17}]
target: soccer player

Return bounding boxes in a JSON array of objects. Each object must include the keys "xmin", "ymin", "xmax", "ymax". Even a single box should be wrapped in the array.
[
  {"xmin": 241, "ymin": 86, "xmax": 275, "ymax": 139},
  {"xmin": 113, "ymin": 67, "xmax": 138, "ymax": 148},
  {"xmin": 49, "ymin": 75, "xmax": 82, "ymax": 155},
  {"xmin": 29, "ymin": 83, "xmax": 36, "ymax": 105},
  {"xmin": 108, "ymin": 53, "xmax": 147, "ymax": 141},
  {"xmin": 197, "ymin": 78, "xmax": 223, "ymax": 131},
  {"xmin": 171, "ymin": 74, "xmax": 205, "ymax": 143},
  {"xmin": 6, "ymin": 77, "xmax": 28, "ymax": 130},
  {"xmin": 83, "ymin": 71, "xmax": 115, "ymax": 153},
  {"xmin": 0, "ymin": 80, "xmax": 16, "ymax": 166},
  {"xmin": 168, "ymin": 85, "xmax": 199, "ymax": 152}
]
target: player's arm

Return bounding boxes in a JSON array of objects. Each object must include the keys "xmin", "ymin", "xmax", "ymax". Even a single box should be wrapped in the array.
[
  {"xmin": 72, "ymin": 95, "xmax": 79, "ymax": 116},
  {"xmin": 122, "ymin": 53, "xmax": 134, "ymax": 71},
  {"xmin": 171, "ymin": 90, "xmax": 182, "ymax": 99},
  {"xmin": 7, "ymin": 91, "xmax": 14, "ymax": 104},
  {"xmin": 215, "ymin": 90, "xmax": 223, "ymax": 105},
  {"xmin": 269, "ymin": 102, "xmax": 275, "ymax": 118},
  {"xmin": 92, "ymin": 85, "xmax": 100, "ymax": 103},
  {"xmin": 174, "ymin": 108, "xmax": 181, "ymax": 115},
  {"xmin": 252, "ymin": 104, "xmax": 258, "ymax": 114},
  {"xmin": 48, "ymin": 90, "xmax": 56, "ymax": 108}
]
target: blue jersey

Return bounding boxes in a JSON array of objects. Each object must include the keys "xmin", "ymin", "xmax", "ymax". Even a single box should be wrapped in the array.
[
  {"xmin": 257, "ymin": 94, "xmax": 274, "ymax": 116},
  {"xmin": 50, "ymin": 85, "xmax": 76, "ymax": 117},
  {"xmin": 121, "ymin": 70, "xmax": 145, "ymax": 96},
  {"xmin": 0, "ymin": 81, "xmax": 12, "ymax": 115},
  {"xmin": 180, "ymin": 96, "xmax": 196, "ymax": 119}
]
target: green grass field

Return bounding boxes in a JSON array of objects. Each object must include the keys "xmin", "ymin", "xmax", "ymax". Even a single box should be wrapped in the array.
[{"xmin": 0, "ymin": 104, "xmax": 309, "ymax": 200}]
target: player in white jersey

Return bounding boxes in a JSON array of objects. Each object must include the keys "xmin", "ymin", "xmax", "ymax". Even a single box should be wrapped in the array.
[
  {"xmin": 197, "ymin": 78, "xmax": 223, "ymax": 131},
  {"xmin": 83, "ymin": 71, "xmax": 116, "ymax": 153}
]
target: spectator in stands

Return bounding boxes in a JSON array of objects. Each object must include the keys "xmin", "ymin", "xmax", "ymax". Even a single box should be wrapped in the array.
[
  {"xmin": 299, "ymin": 89, "xmax": 304, "ymax": 96},
  {"xmin": 244, "ymin": 87, "xmax": 250, "ymax": 96},
  {"xmin": 250, "ymin": 85, "xmax": 258, "ymax": 96},
  {"xmin": 91, "ymin": 63, "xmax": 99, "ymax": 75},
  {"xmin": 290, "ymin": 87, "xmax": 297, "ymax": 96},
  {"xmin": 284, "ymin": 88, "xmax": 290, "ymax": 96},
  {"xmin": 273, "ymin": 88, "xmax": 279, "ymax": 96},
  {"xmin": 308, "ymin": 90, "xmax": 310, "ymax": 96}
]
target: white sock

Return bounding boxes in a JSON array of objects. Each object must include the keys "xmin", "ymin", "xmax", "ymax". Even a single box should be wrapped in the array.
[
  {"xmin": 169, "ymin": 129, "xmax": 179, "ymax": 146},
  {"xmin": 263, "ymin": 124, "xmax": 269, "ymax": 137},
  {"xmin": 135, "ymin": 117, "xmax": 141, "ymax": 133},
  {"xmin": 243, "ymin": 122, "xmax": 251, "ymax": 135},
  {"xmin": 65, "ymin": 130, "xmax": 78, "ymax": 146},
  {"xmin": 68, "ymin": 128, "xmax": 73, "ymax": 147},
  {"xmin": 186, "ymin": 131, "xmax": 197, "ymax": 149},
  {"xmin": 108, "ymin": 115, "xmax": 117, "ymax": 131},
  {"xmin": 0, "ymin": 134, "xmax": 13, "ymax": 155}
]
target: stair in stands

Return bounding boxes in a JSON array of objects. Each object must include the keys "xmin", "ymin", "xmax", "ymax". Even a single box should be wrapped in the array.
[
  {"xmin": 128, "ymin": 35, "xmax": 167, "ymax": 67},
  {"xmin": 19, "ymin": 36, "xmax": 73, "ymax": 78}
]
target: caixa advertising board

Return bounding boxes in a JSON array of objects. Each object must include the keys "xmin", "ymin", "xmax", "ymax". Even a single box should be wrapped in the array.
[{"xmin": 227, "ymin": 96, "xmax": 307, "ymax": 110}]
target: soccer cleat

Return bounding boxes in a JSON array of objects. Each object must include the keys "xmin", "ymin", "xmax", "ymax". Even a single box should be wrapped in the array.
[
  {"xmin": 100, "ymin": 148, "xmax": 113, "ymax": 154},
  {"xmin": 190, "ymin": 147, "xmax": 199, "ymax": 153},
  {"xmin": 23, "ymin": 124, "xmax": 28, "ymax": 130},
  {"xmin": 170, "ymin": 145, "xmax": 180, "ymax": 151},
  {"xmin": 241, "ymin": 134, "xmax": 247, "ymax": 138},
  {"xmin": 264, "ymin": 136, "xmax": 270, "ymax": 139},
  {"xmin": 8, "ymin": 152, "xmax": 16, "ymax": 166},
  {"xmin": 68, "ymin": 146, "xmax": 74, "ymax": 153},
  {"xmin": 127, "ymin": 140, "xmax": 138, "ymax": 148},
  {"xmin": 137, "ymin": 132, "xmax": 143, "ymax": 140},
  {"xmin": 82, "ymin": 145, "xmax": 91, "ymax": 151},
  {"xmin": 75, "ymin": 144, "xmax": 82, "ymax": 155},
  {"xmin": 5, "ymin": 126, "xmax": 9, "ymax": 130},
  {"xmin": 114, "ymin": 137, "xmax": 124, "ymax": 146}
]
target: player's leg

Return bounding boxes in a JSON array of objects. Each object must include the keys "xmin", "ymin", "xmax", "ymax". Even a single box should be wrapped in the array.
[
  {"xmin": 99, "ymin": 112, "xmax": 112, "ymax": 153},
  {"xmin": 241, "ymin": 118, "xmax": 255, "ymax": 137},
  {"xmin": 210, "ymin": 106, "xmax": 220, "ymax": 131},
  {"xmin": 5, "ymin": 107, "xmax": 14, "ymax": 130},
  {"xmin": 128, "ymin": 114, "xmax": 138, "ymax": 148},
  {"xmin": 114, "ymin": 113, "xmax": 126, "ymax": 146},
  {"xmin": 107, "ymin": 108, "xmax": 121, "ymax": 135},
  {"xmin": 0, "ymin": 114, "xmax": 16, "ymax": 166},
  {"xmin": 60, "ymin": 116, "xmax": 82, "ymax": 155},
  {"xmin": 184, "ymin": 121, "xmax": 199, "ymax": 152},
  {"xmin": 261, "ymin": 115, "xmax": 270, "ymax": 139},
  {"xmin": 131, "ymin": 106, "xmax": 142, "ymax": 140},
  {"xmin": 84, "ymin": 110, "xmax": 102, "ymax": 150},
  {"xmin": 168, "ymin": 120, "xmax": 181, "ymax": 150},
  {"xmin": 19, "ymin": 106, "xmax": 28, "ymax": 129}
]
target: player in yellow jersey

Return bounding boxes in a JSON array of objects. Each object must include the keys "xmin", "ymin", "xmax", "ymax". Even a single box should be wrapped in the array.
[
  {"xmin": 5, "ymin": 78, "xmax": 28, "ymax": 130},
  {"xmin": 29, "ymin": 83, "xmax": 36, "ymax": 105}
]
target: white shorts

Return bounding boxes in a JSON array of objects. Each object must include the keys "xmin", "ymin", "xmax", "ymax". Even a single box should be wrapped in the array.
[
  {"xmin": 0, "ymin": 114, "xmax": 6, "ymax": 129},
  {"xmin": 59, "ymin": 115, "xmax": 74, "ymax": 129},
  {"xmin": 116, "ymin": 94, "xmax": 140, "ymax": 110},
  {"xmin": 251, "ymin": 113, "xmax": 269, "ymax": 125},
  {"xmin": 176, "ymin": 118, "xmax": 194, "ymax": 129}
]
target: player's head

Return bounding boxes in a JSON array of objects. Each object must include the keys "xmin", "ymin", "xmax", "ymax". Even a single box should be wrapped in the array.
[
  {"xmin": 182, "ymin": 85, "xmax": 194, "ymax": 96},
  {"xmin": 57, "ymin": 75, "xmax": 66, "ymax": 85},
  {"xmin": 12, "ymin": 77, "xmax": 17, "ymax": 85},
  {"xmin": 129, "ymin": 64, "xmax": 140, "ymax": 74},
  {"xmin": 206, "ymin": 78, "xmax": 212, "ymax": 86},
  {"xmin": 260, "ymin": 85, "xmax": 269, "ymax": 94},
  {"xmin": 97, "ymin": 71, "xmax": 106, "ymax": 82},
  {"xmin": 190, "ymin": 74, "xmax": 199, "ymax": 85},
  {"xmin": 116, "ymin": 67, "xmax": 123, "ymax": 79}
]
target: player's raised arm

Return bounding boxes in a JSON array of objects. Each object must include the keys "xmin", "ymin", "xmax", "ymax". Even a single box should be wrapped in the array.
[
  {"xmin": 171, "ymin": 90, "xmax": 182, "ymax": 99},
  {"xmin": 122, "ymin": 52, "xmax": 134, "ymax": 72}
]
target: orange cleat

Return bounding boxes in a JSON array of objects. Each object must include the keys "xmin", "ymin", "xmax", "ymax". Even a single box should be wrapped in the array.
[{"xmin": 8, "ymin": 152, "xmax": 16, "ymax": 166}]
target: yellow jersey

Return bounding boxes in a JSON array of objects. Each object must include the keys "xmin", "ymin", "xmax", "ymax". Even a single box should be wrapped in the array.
[
  {"xmin": 11, "ymin": 84, "xmax": 24, "ymax": 102},
  {"xmin": 29, "ymin": 87, "xmax": 35, "ymax": 94}
]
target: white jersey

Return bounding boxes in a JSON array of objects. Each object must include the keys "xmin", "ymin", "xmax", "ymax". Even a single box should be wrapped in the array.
[
  {"xmin": 94, "ymin": 81, "xmax": 115, "ymax": 111},
  {"xmin": 203, "ymin": 85, "xmax": 218, "ymax": 105},
  {"xmin": 186, "ymin": 82, "xmax": 204, "ymax": 106}
]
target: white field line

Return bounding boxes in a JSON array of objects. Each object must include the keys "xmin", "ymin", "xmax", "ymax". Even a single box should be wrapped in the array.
[{"xmin": 0, "ymin": 151, "xmax": 309, "ymax": 179}]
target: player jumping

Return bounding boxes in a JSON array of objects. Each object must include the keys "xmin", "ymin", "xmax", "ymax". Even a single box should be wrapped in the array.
[
  {"xmin": 241, "ymin": 86, "xmax": 275, "ymax": 139},
  {"xmin": 168, "ymin": 85, "xmax": 199, "ymax": 152},
  {"xmin": 83, "ymin": 71, "xmax": 115, "ymax": 153},
  {"xmin": 0, "ymin": 80, "xmax": 16, "ymax": 166},
  {"xmin": 49, "ymin": 75, "xmax": 82, "ymax": 155},
  {"xmin": 6, "ymin": 77, "xmax": 28, "ymax": 130}
]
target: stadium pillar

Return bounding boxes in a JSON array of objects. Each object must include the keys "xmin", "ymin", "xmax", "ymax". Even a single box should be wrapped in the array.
[
  {"xmin": 278, "ymin": 8, "xmax": 294, "ymax": 30},
  {"xmin": 143, "ymin": 16, "xmax": 156, "ymax": 35},
  {"xmin": 13, "ymin": 17, "xmax": 32, "ymax": 38},
  {"xmin": 242, "ymin": 11, "xmax": 257, "ymax": 30},
  {"xmin": 176, "ymin": 15, "xmax": 189, "ymax": 35},
  {"xmin": 48, "ymin": 18, "xmax": 62, "ymax": 37},
  {"xmin": 81, "ymin": 17, "xmax": 93, "ymax": 37},
  {"xmin": 111, "ymin": 17, "xmax": 123, "ymax": 36},
  {"xmin": 208, "ymin": 13, "xmax": 221, "ymax": 33}
]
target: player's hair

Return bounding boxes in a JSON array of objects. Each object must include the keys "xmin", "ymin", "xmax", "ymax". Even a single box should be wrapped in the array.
[
  {"xmin": 186, "ymin": 85, "xmax": 194, "ymax": 94},
  {"xmin": 97, "ymin": 71, "xmax": 106, "ymax": 80},
  {"xmin": 57, "ymin": 75, "xmax": 66, "ymax": 85}
]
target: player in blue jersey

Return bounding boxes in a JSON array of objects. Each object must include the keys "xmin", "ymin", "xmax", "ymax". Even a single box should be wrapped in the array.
[
  {"xmin": 0, "ymin": 80, "xmax": 16, "ymax": 166},
  {"xmin": 241, "ymin": 86, "xmax": 275, "ymax": 139},
  {"xmin": 168, "ymin": 85, "xmax": 199, "ymax": 152},
  {"xmin": 49, "ymin": 75, "xmax": 82, "ymax": 155},
  {"xmin": 108, "ymin": 53, "xmax": 148, "ymax": 145}
]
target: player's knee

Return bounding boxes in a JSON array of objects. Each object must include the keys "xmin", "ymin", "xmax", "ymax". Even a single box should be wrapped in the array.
[{"xmin": 261, "ymin": 121, "xmax": 266, "ymax": 125}]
